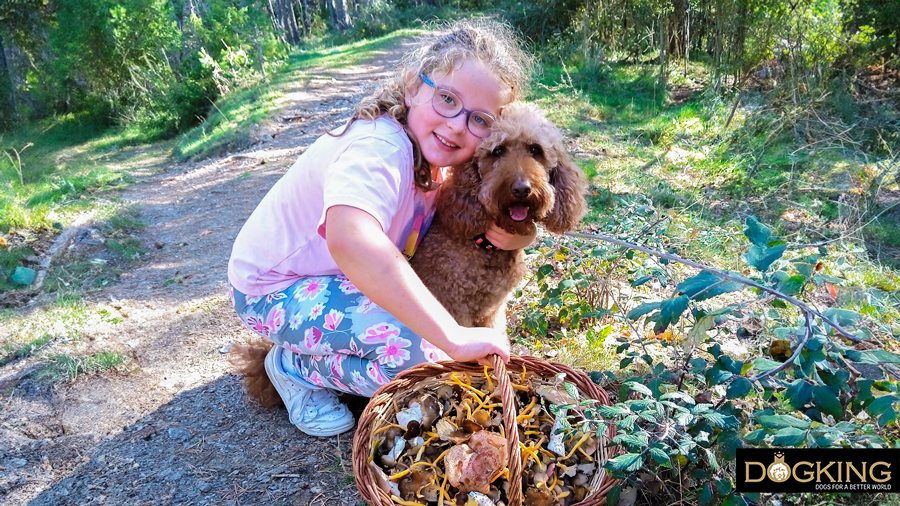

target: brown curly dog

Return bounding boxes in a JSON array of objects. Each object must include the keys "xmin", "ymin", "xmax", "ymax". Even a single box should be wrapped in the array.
[
  {"xmin": 233, "ymin": 101, "xmax": 587, "ymax": 406},
  {"xmin": 409, "ymin": 101, "xmax": 588, "ymax": 329}
]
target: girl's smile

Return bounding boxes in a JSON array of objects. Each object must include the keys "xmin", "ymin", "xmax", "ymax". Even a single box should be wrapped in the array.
[{"xmin": 406, "ymin": 59, "xmax": 506, "ymax": 170}]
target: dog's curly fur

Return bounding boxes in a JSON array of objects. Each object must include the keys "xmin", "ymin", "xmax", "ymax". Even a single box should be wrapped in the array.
[
  {"xmin": 233, "ymin": 101, "xmax": 587, "ymax": 405},
  {"xmin": 409, "ymin": 101, "xmax": 588, "ymax": 328}
]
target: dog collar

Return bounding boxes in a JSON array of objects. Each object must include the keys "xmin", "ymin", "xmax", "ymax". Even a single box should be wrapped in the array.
[{"xmin": 473, "ymin": 233, "xmax": 497, "ymax": 251}]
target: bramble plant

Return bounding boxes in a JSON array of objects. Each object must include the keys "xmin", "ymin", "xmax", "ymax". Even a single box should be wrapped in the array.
[{"xmin": 528, "ymin": 215, "xmax": 900, "ymax": 505}]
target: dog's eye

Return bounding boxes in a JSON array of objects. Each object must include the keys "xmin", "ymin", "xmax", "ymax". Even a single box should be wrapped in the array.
[
  {"xmin": 529, "ymin": 144, "xmax": 544, "ymax": 158},
  {"xmin": 491, "ymin": 146, "xmax": 505, "ymax": 157}
]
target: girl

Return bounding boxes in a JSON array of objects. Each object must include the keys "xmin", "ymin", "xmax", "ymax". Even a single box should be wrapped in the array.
[{"xmin": 228, "ymin": 19, "xmax": 535, "ymax": 437}]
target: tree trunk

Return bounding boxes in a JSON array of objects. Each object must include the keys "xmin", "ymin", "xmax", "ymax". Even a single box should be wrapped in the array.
[
  {"xmin": 181, "ymin": 0, "xmax": 201, "ymax": 65},
  {"xmin": 277, "ymin": 0, "xmax": 299, "ymax": 44},
  {"xmin": 330, "ymin": 0, "xmax": 352, "ymax": 31},
  {"xmin": 658, "ymin": 16, "xmax": 667, "ymax": 89},
  {"xmin": 298, "ymin": 0, "xmax": 311, "ymax": 36},
  {"xmin": 684, "ymin": 4, "xmax": 690, "ymax": 77},
  {"xmin": 0, "ymin": 33, "xmax": 18, "ymax": 123},
  {"xmin": 284, "ymin": 0, "xmax": 302, "ymax": 43}
]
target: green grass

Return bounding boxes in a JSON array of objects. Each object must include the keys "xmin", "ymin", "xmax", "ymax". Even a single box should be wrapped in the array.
[
  {"xmin": 524, "ymin": 57, "xmax": 900, "ymax": 331},
  {"xmin": 0, "ymin": 112, "xmax": 171, "ymax": 234},
  {"xmin": 0, "ymin": 333, "xmax": 53, "ymax": 367},
  {"xmin": 33, "ymin": 350, "xmax": 126, "ymax": 382}
]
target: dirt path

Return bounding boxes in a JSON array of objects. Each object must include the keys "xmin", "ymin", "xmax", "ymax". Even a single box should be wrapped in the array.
[{"xmin": 0, "ymin": 40, "xmax": 415, "ymax": 506}]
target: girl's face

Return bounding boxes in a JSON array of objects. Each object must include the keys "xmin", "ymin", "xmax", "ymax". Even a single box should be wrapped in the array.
[{"xmin": 406, "ymin": 58, "xmax": 506, "ymax": 172}]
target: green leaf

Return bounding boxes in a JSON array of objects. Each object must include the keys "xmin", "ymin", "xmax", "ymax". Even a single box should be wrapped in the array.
[
  {"xmin": 727, "ymin": 377, "xmax": 753, "ymax": 399},
  {"xmin": 697, "ymin": 483, "xmax": 714, "ymax": 506},
  {"xmin": 745, "ymin": 242, "xmax": 787, "ymax": 272},
  {"xmin": 743, "ymin": 216, "xmax": 771, "ymax": 247},
  {"xmin": 720, "ymin": 355, "xmax": 744, "ymax": 375},
  {"xmin": 743, "ymin": 429, "xmax": 768, "ymax": 444},
  {"xmin": 631, "ymin": 275, "xmax": 652, "ymax": 287},
  {"xmin": 676, "ymin": 271, "xmax": 742, "ymax": 302},
  {"xmin": 604, "ymin": 453, "xmax": 644, "ymax": 473},
  {"xmin": 845, "ymin": 349, "xmax": 900, "ymax": 365},
  {"xmin": 626, "ymin": 301, "xmax": 661, "ymax": 321},
  {"xmin": 705, "ymin": 364, "xmax": 733, "ymax": 387},
  {"xmin": 812, "ymin": 386, "xmax": 842, "ymax": 418},
  {"xmin": 756, "ymin": 414, "xmax": 811, "ymax": 430},
  {"xmin": 785, "ymin": 379, "xmax": 814, "ymax": 410},
  {"xmin": 650, "ymin": 295, "xmax": 690, "ymax": 334},
  {"xmin": 649, "ymin": 447, "xmax": 670, "ymax": 466},
  {"xmin": 660, "ymin": 391, "xmax": 695, "ymax": 404},
  {"xmin": 704, "ymin": 447, "xmax": 720, "ymax": 472},
  {"xmin": 772, "ymin": 427, "xmax": 807, "ymax": 446},
  {"xmin": 752, "ymin": 357, "xmax": 782, "ymax": 372},
  {"xmin": 704, "ymin": 411, "xmax": 740, "ymax": 429},
  {"xmin": 775, "ymin": 274, "xmax": 805, "ymax": 296},
  {"xmin": 564, "ymin": 382, "xmax": 580, "ymax": 401},
  {"xmin": 597, "ymin": 404, "xmax": 630, "ymax": 417},
  {"xmin": 868, "ymin": 395, "xmax": 899, "ymax": 417},
  {"xmin": 558, "ymin": 279, "xmax": 576, "ymax": 291},
  {"xmin": 537, "ymin": 264, "xmax": 554, "ymax": 280},
  {"xmin": 815, "ymin": 432, "xmax": 844, "ymax": 447},
  {"xmin": 822, "ymin": 308, "xmax": 861, "ymax": 328},
  {"xmin": 617, "ymin": 414, "xmax": 638, "ymax": 431},
  {"xmin": 625, "ymin": 381, "xmax": 653, "ymax": 397},
  {"xmin": 612, "ymin": 433, "xmax": 649, "ymax": 447},
  {"xmin": 607, "ymin": 484, "xmax": 621, "ymax": 505}
]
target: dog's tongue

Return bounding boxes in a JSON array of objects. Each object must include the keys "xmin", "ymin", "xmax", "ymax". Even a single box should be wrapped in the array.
[{"xmin": 509, "ymin": 204, "xmax": 529, "ymax": 222}]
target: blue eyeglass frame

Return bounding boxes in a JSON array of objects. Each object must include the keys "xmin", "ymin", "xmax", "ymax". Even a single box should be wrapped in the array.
[{"xmin": 419, "ymin": 74, "xmax": 495, "ymax": 138}]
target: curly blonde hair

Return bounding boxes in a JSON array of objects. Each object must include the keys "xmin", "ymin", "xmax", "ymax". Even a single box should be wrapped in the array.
[{"xmin": 341, "ymin": 19, "xmax": 534, "ymax": 191}]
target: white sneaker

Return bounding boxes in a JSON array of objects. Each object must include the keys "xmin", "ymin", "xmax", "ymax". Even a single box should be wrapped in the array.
[{"xmin": 264, "ymin": 346, "xmax": 355, "ymax": 437}]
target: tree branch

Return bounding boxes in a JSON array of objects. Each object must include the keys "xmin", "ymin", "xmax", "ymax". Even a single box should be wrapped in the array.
[{"xmin": 564, "ymin": 231, "xmax": 863, "ymax": 343}]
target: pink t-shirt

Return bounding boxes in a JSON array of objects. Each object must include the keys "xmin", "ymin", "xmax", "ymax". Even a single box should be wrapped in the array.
[{"xmin": 228, "ymin": 116, "xmax": 441, "ymax": 296}]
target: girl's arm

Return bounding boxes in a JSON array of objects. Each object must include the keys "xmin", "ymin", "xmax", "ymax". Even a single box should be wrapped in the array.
[{"xmin": 325, "ymin": 205, "xmax": 510, "ymax": 363}]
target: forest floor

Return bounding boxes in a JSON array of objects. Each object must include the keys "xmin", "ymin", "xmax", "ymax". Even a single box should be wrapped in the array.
[{"xmin": 0, "ymin": 38, "xmax": 420, "ymax": 506}]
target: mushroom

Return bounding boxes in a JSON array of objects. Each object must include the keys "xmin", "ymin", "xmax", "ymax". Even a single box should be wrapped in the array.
[
  {"xmin": 472, "ymin": 409, "xmax": 492, "ymax": 428},
  {"xmin": 524, "ymin": 482, "xmax": 556, "ymax": 506},
  {"xmin": 444, "ymin": 431, "xmax": 508, "ymax": 494},
  {"xmin": 436, "ymin": 384, "xmax": 454, "ymax": 400},
  {"xmin": 396, "ymin": 402, "xmax": 423, "ymax": 428},
  {"xmin": 398, "ymin": 466, "xmax": 436, "ymax": 501},
  {"xmin": 465, "ymin": 491, "xmax": 496, "ymax": 506},
  {"xmin": 419, "ymin": 483, "xmax": 441, "ymax": 502},
  {"xmin": 380, "ymin": 436, "xmax": 405, "ymax": 467},
  {"xmin": 547, "ymin": 407, "xmax": 567, "ymax": 456},
  {"xmin": 403, "ymin": 420, "xmax": 422, "ymax": 440},
  {"xmin": 460, "ymin": 419, "xmax": 482, "ymax": 433},
  {"xmin": 369, "ymin": 461, "xmax": 401, "ymax": 497},
  {"xmin": 420, "ymin": 394, "xmax": 443, "ymax": 431}
]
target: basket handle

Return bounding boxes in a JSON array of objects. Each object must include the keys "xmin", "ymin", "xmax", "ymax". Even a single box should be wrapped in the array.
[{"xmin": 490, "ymin": 354, "xmax": 523, "ymax": 506}]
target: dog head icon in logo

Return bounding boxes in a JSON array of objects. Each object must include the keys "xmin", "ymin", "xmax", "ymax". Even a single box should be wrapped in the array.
[{"xmin": 767, "ymin": 452, "xmax": 790, "ymax": 483}]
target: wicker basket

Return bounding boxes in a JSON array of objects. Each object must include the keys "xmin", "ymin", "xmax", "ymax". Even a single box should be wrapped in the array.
[{"xmin": 353, "ymin": 355, "xmax": 620, "ymax": 506}]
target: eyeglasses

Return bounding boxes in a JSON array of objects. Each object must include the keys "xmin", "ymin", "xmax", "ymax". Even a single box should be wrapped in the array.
[{"xmin": 419, "ymin": 74, "xmax": 495, "ymax": 138}]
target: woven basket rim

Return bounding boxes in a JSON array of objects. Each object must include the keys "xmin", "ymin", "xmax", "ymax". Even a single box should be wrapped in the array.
[{"xmin": 352, "ymin": 355, "xmax": 621, "ymax": 506}]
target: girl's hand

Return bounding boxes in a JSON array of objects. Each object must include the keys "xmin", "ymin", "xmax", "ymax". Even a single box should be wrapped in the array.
[
  {"xmin": 484, "ymin": 223, "xmax": 537, "ymax": 250},
  {"xmin": 445, "ymin": 325, "xmax": 510, "ymax": 364}
]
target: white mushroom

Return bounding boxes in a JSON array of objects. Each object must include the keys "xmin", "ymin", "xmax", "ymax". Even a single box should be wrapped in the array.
[
  {"xmin": 547, "ymin": 407, "xmax": 567, "ymax": 456},
  {"xmin": 396, "ymin": 402, "xmax": 423, "ymax": 428},
  {"xmin": 380, "ymin": 436, "xmax": 406, "ymax": 467}
]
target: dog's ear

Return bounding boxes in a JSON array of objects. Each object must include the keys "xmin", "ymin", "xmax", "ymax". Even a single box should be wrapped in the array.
[
  {"xmin": 541, "ymin": 148, "xmax": 588, "ymax": 233},
  {"xmin": 436, "ymin": 160, "xmax": 492, "ymax": 239}
]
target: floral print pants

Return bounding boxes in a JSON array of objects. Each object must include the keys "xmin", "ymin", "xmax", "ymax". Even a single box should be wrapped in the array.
[{"xmin": 229, "ymin": 275, "xmax": 451, "ymax": 397}]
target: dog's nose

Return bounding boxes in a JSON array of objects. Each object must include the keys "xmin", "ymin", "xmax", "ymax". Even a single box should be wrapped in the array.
[{"xmin": 511, "ymin": 180, "xmax": 531, "ymax": 199}]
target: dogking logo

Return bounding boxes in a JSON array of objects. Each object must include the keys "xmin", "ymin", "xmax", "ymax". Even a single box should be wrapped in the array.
[
  {"xmin": 737, "ymin": 449, "xmax": 900, "ymax": 493},
  {"xmin": 767, "ymin": 452, "xmax": 790, "ymax": 483}
]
